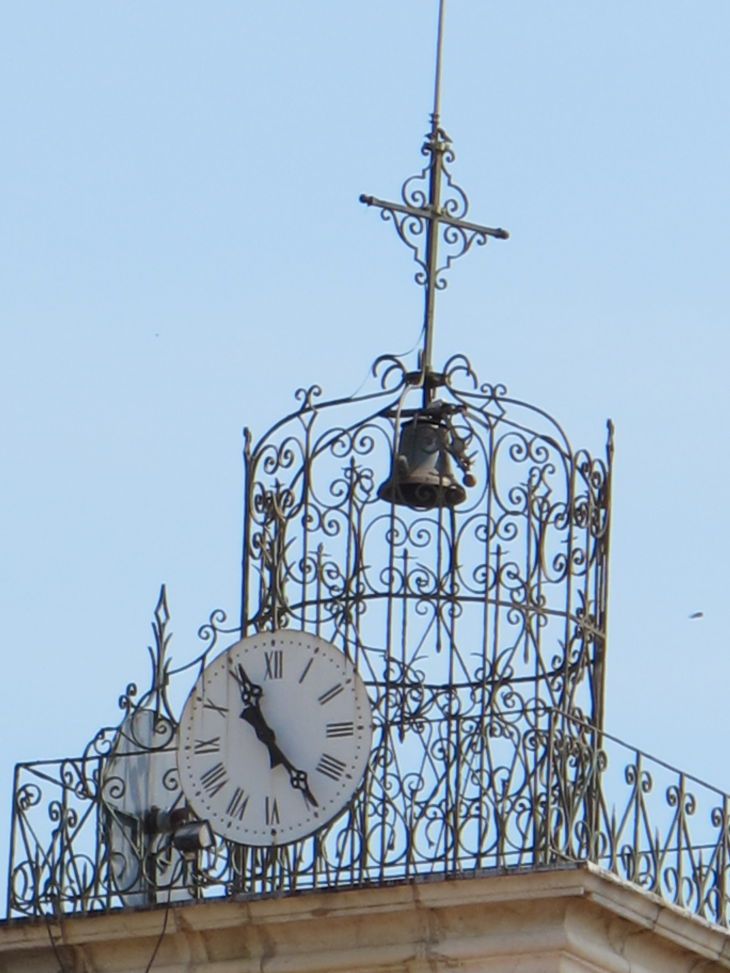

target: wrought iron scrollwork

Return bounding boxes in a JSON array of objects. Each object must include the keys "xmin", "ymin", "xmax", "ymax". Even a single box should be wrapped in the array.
[
  {"xmin": 229, "ymin": 352, "xmax": 613, "ymax": 890},
  {"xmin": 360, "ymin": 127, "xmax": 507, "ymax": 296},
  {"xmin": 545, "ymin": 712, "xmax": 730, "ymax": 927},
  {"xmin": 6, "ymin": 354, "xmax": 640, "ymax": 922},
  {"xmin": 8, "ymin": 587, "xmax": 234, "ymax": 915}
]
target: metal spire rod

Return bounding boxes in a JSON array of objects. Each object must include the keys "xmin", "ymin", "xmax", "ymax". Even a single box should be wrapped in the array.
[
  {"xmin": 420, "ymin": 0, "xmax": 448, "ymax": 390},
  {"xmin": 360, "ymin": 0, "xmax": 509, "ymax": 405},
  {"xmin": 432, "ymin": 0, "xmax": 446, "ymax": 123}
]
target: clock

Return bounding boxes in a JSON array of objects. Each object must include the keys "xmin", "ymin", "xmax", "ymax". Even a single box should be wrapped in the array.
[{"xmin": 177, "ymin": 631, "xmax": 373, "ymax": 846}]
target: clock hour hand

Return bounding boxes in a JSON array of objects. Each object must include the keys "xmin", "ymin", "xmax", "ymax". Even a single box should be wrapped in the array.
[
  {"xmin": 233, "ymin": 665, "xmax": 319, "ymax": 809},
  {"xmin": 232, "ymin": 663, "xmax": 263, "ymax": 709}
]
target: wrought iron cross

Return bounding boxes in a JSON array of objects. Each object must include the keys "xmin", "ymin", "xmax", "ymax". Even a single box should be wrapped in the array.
[{"xmin": 360, "ymin": 0, "xmax": 508, "ymax": 402}]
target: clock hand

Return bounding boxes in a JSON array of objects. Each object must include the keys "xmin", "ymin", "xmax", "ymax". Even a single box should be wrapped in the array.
[
  {"xmin": 268, "ymin": 745, "xmax": 319, "ymax": 809},
  {"xmin": 232, "ymin": 665, "xmax": 319, "ymax": 809},
  {"xmin": 232, "ymin": 662, "xmax": 263, "ymax": 708}
]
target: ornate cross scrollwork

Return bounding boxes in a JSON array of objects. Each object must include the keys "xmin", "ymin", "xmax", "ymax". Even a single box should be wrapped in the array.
[
  {"xmin": 361, "ymin": 88, "xmax": 508, "ymax": 389},
  {"xmin": 360, "ymin": 126, "xmax": 507, "ymax": 295}
]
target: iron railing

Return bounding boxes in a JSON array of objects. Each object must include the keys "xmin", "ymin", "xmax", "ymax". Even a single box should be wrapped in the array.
[
  {"xmin": 547, "ymin": 713, "xmax": 730, "ymax": 924},
  {"xmin": 9, "ymin": 706, "xmax": 730, "ymax": 926}
]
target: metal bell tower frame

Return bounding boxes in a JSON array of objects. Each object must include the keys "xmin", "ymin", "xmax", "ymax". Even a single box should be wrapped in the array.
[{"xmin": 237, "ymin": 0, "xmax": 613, "ymax": 885}]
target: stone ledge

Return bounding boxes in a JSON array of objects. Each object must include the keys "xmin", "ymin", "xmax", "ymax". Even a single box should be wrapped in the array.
[{"xmin": 2, "ymin": 863, "xmax": 729, "ymax": 973}]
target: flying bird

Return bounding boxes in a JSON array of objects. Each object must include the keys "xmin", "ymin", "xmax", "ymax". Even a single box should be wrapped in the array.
[{"xmin": 689, "ymin": 611, "xmax": 704, "ymax": 619}]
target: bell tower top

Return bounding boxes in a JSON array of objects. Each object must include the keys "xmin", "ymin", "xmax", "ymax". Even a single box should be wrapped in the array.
[{"xmin": 359, "ymin": 0, "xmax": 509, "ymax": 404}]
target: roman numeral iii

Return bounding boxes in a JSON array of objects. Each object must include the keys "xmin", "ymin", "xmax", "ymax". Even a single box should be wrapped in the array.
[{"xmin": 326, "ymin": 721, "xmax": 354, "ymax": 738}]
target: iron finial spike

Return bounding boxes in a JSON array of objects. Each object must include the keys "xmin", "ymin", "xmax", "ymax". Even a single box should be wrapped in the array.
[{"xmin": 432, "ymin": 0, "xmax": 446, "ymax": 126}]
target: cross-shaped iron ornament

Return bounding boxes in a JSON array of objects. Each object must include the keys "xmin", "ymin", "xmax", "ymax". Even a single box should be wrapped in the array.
[{"xmin": 360, "ymin": 0, "xmax": 508, "ymax": 404}]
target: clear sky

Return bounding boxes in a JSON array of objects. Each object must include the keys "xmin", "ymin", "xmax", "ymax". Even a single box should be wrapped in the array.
[{"xmin": 1, "ymin": 0, "xmax": 729, "ymax": 898}]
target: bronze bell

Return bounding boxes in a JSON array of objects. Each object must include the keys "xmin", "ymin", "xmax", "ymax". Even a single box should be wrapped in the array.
[{"xmin": 378, "ymin": 415, "xmax": 474, "ymax": 510}]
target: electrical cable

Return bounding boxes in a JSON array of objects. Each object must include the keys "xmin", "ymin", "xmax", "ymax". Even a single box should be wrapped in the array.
[
  {"xmin": 44, "ymin": 910, "xmax": 69, "ymax": 973},
  {"xmin": 43, "ymin": 880, "xmax": 174, "ymax": 973},
  {"xmin": 346, "ymin": 324, "xmax": 425, "ymax": 401},
  {"xmin": 143, "ymin": 883, "xmax": 174, "ymax": 973}
]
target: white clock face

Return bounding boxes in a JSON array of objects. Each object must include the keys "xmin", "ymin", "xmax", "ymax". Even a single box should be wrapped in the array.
[{"xmin": 177, "ymin": 632, "xmax": 373, "ymax": 846}]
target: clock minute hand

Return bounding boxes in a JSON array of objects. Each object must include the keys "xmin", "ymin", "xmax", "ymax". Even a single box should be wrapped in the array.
[
  {"xmin": 234, "ymin": 667, "xmax": 319, "ymax": 809},
  {"xmin": 242, "ymin": 709, "xmax": 319, "ymax": 809},
  {"xmin": 280, "ymin": 760, "xmax": 319, "ymax": 810}
]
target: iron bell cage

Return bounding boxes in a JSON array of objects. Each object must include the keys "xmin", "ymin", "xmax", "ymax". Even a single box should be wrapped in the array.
[{"xmin": 235, "ymin": 351, "xmax": 613, "ymax": 885}]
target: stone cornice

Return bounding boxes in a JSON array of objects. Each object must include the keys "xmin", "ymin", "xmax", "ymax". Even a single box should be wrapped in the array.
[{"xmin": 3, "ymin": 863, "xmax": 730, "ymax": 972}]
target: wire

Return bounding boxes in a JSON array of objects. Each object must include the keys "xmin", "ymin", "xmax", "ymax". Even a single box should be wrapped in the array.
[
  {"xmin": 44, "ymin": 911, "xmax": 68, "ymax": 973},
  {"xmin": 43, "ymin": 880, "xmax": 173, "ymax": 973},
  {"xmin": 346, "ymin": 325, "xmax": 425, "ymax": 400},
  {"xmin": 143, "ymin": 884, "xmax": 174, "ymax": 973}
]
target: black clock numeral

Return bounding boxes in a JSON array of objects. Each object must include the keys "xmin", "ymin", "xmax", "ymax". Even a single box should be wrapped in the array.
[
  {"xmin": 264, "ymin": 649, "xmax": 283, "ymax": 680},
  {"xmin": 203, "ymin": 699, "xmax": 229, "ymax": 718},
  {"xmin": 200, "ymin": 762, "xmax": 228, "ymax": 797},
  {"xmin": 316, "ymin": 753, "xmax": 347, "ymax": 782},
  {"xmin": 298, "ymin": 657, "xmax": 314, "ymax": 684},
  {"xmin": 318, "ymin": 683, "xmax": 344, "ymax": 706},
  {"xmin": 265, "ymin": 796, "xmax": 280, "ymax": 826},
  {"xmin": 194, "ymin": 736, "xmax": 221, "ymax": 754},
  {"xmin": 326, "ymin": 721, "xmax": 354, "ymax": 738},
  {"xmin": 227, "ymin": 786, "xmax": 249, "ymax": 821}
]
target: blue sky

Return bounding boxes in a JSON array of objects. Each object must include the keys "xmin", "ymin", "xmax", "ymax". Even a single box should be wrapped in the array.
[{"xmin": 1, "ymin": 0, "xmax": 730, "ymax": 895}]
